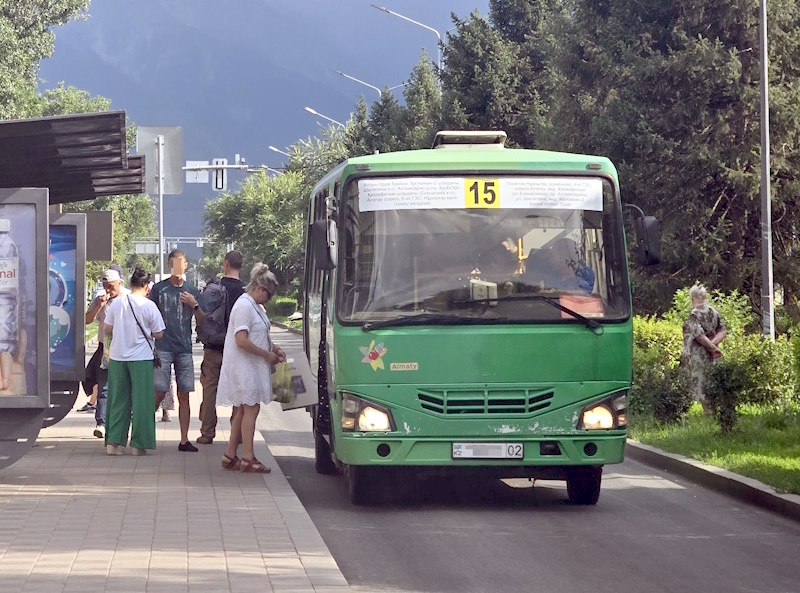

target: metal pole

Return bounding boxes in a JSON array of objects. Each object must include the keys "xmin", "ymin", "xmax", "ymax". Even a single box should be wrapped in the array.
[
  {"xmin": 157, "ymin": 135, "xmax": 165, "ymax": 280},
  {"xmin": 333, "ymin": 70, "xmax": 382, "ymax": 99},
  {"xmin": 759, "ymin": 0, "xmax": 774, "ymax": 340},
  {"xmin": 371, "ymin": 5, "xmax": 442, "ymax": 86}
]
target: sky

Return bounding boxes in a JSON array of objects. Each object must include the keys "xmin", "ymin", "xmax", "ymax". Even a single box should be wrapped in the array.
[{"xmin": 38, "ymin": 0, "xmax": 491, "ymax": 258}]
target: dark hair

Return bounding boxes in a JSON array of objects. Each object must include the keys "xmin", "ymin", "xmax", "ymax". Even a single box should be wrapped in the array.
[
  {"xmin": 130, "ymin": 267, "xmax": 151, "ymax": 289},
  {"xmin": 109, "ymin": 263, "xmax": 124, "ymax": 277},
  {"xmin": 224, "ymin": 250, "xmax": 243, "ymax": 270},
  {"xmin": 167, "ymin": 249, "xmax": 186, "ymax": 264}
]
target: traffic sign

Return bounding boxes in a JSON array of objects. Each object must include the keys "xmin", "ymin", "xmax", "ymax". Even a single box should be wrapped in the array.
[
  {"xmin": 185, "ymin": 161, "xmax": 209, "ymax": 183},
  {"xmin": 136, "ymin": 126, "xmax": 184, "ymax": 195},
  {"xmin": 213, "ymin": 158, "xmax": 228, "ymax": 191}
]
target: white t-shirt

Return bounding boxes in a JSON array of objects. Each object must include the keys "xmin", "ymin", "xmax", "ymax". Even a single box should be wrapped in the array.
[
  {"xmin": 90, "ymin": 286, "xmax": 130, "ymax": 342},
  {"xmin": 105, "ymin": 294, "xmax": 166, "ymax": 361}
]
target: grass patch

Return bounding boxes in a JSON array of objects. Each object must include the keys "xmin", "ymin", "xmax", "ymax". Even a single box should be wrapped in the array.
[
  {"xmin": 272, "ymin": 315, "xmax": 302, "ymax": 332},
  {"xmin": 630, "ymin": 402, "xmax": 800, "ymax": 494}
]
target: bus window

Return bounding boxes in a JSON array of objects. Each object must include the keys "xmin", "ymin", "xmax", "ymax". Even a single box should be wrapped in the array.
[{"xmin": 337, "ymin": 175, "xmax": 629, "ymax": 323}]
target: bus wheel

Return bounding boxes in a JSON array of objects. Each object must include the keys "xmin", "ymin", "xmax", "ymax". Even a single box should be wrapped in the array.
[
  {"xmin": 314, "ymin": 430, "xmax": 338, "ymax": 475},
  {"xmin": 566, "ymin": 467, "xmax": 602, "ymax": 505}
]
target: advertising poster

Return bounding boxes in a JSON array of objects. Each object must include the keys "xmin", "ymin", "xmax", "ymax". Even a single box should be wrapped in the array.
[
  {"xmin": 49, "ymin": 225, "xmax": 77, "ymax": 377},
  {"xmin": 0, "ymin": 203, "xmax": 38, "ymax": 396}
]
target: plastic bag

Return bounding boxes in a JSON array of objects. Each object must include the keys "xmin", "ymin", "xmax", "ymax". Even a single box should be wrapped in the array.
[
  {"xmin": 100, "ymin": 333, "xmax": 111, "ymax": 370},
  {"xmin": 271, "ymin": 361, "xmax": 295, "ymax": 404}
]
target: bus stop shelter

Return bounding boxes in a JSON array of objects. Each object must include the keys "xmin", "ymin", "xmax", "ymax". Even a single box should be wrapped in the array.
[{"xmin": 0, "ymin": 110, "xmax": 145, "ymax": 469}]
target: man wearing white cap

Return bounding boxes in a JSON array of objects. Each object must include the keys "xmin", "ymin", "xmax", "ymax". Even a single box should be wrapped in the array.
[{"xmin": 85, "ymin": 265, "xmax": 129, "ymax": 438}]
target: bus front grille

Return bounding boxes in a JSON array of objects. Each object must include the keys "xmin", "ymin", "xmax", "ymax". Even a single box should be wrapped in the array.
[{"xmin": 417, "ymin": 388, "xmax": 554, "ymax": 416}]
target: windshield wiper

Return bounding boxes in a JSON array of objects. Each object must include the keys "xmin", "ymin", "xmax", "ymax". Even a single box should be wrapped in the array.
[
  {"xmin": 453, "ymin": 294, "xmax": 604, "ymax": 334},
  {"xmin": 362, "ymin": 312, "xmax": 473, "ymax": 332}
]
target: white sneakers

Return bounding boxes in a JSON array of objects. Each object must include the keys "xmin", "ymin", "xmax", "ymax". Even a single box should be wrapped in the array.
[
  {"xmin": 106, "ymin": 444, "xmax": 125, "ymax": 455},
  {"xmin": 107, "ymin": 444, "xmax": 148, "ymax": 456}
]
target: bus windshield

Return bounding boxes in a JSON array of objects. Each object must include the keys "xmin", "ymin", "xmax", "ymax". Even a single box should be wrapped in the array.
[{"xmin": 337, "ymin": 175, "xmax": 630, "ymax": 324}]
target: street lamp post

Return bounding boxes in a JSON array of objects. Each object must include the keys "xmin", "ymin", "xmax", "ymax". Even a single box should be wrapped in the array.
[
  {"xmin": 245, "ymin": 165, "xmax": 283, "ymax": 175},
  {"xmin": 304, "ymin": 106, "xmax": 345, "ymax": 128},
  {"xmin": 372, "ymin": 4, "xmax": 442, "ymax": 77},
  {"xmin": 332, "ymin": 70, "xmax": 407, "ymax": 99},
  {"xmin": 268, "ymin": 145, "xmax": 290, "ymax": 157},
  {"xmin": 758, "ymin": 0, "xmax": 774, "ymax": 340}
]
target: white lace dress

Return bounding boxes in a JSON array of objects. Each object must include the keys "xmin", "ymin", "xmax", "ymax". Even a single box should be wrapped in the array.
[{"xmin": 216, "ymin": 293, "xmax": 274, "ymax": 407}]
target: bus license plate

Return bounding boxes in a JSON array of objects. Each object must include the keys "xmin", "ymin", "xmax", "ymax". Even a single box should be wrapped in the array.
[{"xmin": 452, "ymin": 442, "xmax": 523, "ymax": 459}]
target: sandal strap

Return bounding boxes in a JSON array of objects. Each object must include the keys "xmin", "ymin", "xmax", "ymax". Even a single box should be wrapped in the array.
[
  {"xmin": 241, "ymin": 458, "xmax": 270, "ymax": 473},
  {"xmin": 221, "ymin": 454, "xmax": 240, "ymax": 469}
]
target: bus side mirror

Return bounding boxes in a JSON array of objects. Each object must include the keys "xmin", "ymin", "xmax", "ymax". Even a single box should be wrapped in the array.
[
  {"xmin": 635, "ymin": 215, "xmax": 661, "ymax": 265},
  {"xmin": 311, "ymin": 219, "xmax": 337, "ymax": 270}
]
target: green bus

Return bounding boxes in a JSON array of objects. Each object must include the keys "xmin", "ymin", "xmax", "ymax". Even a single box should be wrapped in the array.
[{"xmin": 303, "ymin": 131, "xmax": 658, "ymax": 504}]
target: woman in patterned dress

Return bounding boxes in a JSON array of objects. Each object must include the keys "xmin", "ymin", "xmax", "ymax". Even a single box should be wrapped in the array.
[{"xmin": 681, "ymin": 284, "xmax": 726, "ymax": 413}]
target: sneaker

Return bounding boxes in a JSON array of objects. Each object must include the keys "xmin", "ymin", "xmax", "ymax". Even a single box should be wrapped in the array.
[
  {"xmin": 106, "ymin": 444, "xmax": 125, "ymax": 456},
  {"xmin": 196, "ymin": 435, "xmax": 213, "ymax": 445},
  {"xmin": 178, "ymin": 441, "xmax": 198, "ymax": 452},
  {"xmin": 131, "ymin": 447, "xmax": 147, "ymax": 456},
  {"xmin": 93, "ymin": 426, "xmax": 104, "ymax": 439},
  {"xmin": 77, "ymin": 403, "xmax": 95, "ymax": 412}
]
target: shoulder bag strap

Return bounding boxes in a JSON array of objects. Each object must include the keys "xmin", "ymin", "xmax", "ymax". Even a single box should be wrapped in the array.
[
  {"xmin": 246, "ymin": 295, "xmax": 272, "ymax": 351},
  {"xmin": 128, "ymin": 296, "xmax": 157, "ymax": 357}
]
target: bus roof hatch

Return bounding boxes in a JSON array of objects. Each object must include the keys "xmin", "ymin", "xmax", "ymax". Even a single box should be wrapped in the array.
[{"xmin": 432, "ymin": 130, "xmax": 507, "ymax": 149}]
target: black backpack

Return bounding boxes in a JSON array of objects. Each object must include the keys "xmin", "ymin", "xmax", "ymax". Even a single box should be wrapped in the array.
[{"xmin": 196, "ymin": 279, "xmax": 229, "ymax": 347}]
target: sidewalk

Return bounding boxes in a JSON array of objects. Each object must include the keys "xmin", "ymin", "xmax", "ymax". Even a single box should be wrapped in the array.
[{"xmin": 0, "ymin": 387, "xmax": 351, "ymax": 593}]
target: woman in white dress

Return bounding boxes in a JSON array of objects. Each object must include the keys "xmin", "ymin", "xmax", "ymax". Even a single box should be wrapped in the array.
[{"xmin": 218, "ymin": 263, "xmax": 285, "ymax": 473}]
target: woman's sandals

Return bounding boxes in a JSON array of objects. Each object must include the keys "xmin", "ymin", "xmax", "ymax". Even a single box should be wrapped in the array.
[
  {"xmin": 221, "ymin": 453, "xmax": 241, "ymax": 470},
  {"xmin": 240, "ymin": 457, "xmax": 271, "ymax": 473}
]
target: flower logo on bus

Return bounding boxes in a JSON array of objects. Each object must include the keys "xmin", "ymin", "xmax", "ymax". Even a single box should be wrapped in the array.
[{"xmin": 360, "ymin": 340, "xmax": 388, "ymax": 371}]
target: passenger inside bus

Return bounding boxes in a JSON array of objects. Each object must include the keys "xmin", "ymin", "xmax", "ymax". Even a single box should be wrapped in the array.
[
  {"xmin": 473, "ymin": 237, "xmax": 520, "ymax": 278},
  {"xmin": 521, "ymin": 237, "xmax": 595, "ymax": 295}
]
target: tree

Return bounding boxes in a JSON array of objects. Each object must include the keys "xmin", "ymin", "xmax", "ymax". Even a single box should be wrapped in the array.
[
  {"xmin": 204, "ymin": 170, "xmax": 306, "ymax": 291},
  {"xmin": 552, "ymin": 0, "xmax": 800, "ymax": 316},
  {"xmin": 363, "ymin": 90, "xmax": 405, "ymax": 153},
  {"xmin": 204, "ymin": 125, "xmax": 351, "ymax": 294},
  {"xmin": 344, "ymin": 96, "xmax": 371, "ymax": 157},
  {"xmin": 441, "ymin": 4, "xmax": 559, "ymax": 149},
  {"xmin": 0, "ymin": 1, "xmax": 90, "ymax": 119},
  {"xmin": 64, "ymin": 194, "xmax": 158, "ymax": 288},
  {"xmin": 35, "ymin": 82, "xmax": 112, "ymax": 117},
  {"xmin": 402, "ymin": 50, "xmax": 442, "ymax": 149}
]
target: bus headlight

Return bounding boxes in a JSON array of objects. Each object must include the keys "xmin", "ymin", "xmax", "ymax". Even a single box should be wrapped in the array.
[
  {"xmin": 578, "ymin": 391, "xmax": 627, "ymax": 430},
  {"xmin": 581, "ymin": 405, "xmax": 614, "ymax": 430},
  {"xmin": 359, "ymin": 406, "xmax": 392, "ymax": 432},
  {"xmin": 341, "ymin": 392, "xmax": 395, "ymax": 432}
]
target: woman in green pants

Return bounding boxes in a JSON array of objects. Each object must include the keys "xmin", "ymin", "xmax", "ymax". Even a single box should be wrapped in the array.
[{"xmin": 103, "ymin": 268, "xmax": 166, "ymax": 455}]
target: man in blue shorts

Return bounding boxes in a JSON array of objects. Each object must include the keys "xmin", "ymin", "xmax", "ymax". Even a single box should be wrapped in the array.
[{"xmin": 150, "ymin": 250, "xmax": 207, "ymax": 451}]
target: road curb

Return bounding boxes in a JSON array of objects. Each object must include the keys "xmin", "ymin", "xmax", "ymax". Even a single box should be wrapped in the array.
[
  {"xmin": 626, "ymin": 439, "xmax": 800, "ymax": 522},
  {"xmin": 253, "ymin": 421, "xmax": 352, "ymax": 591}
]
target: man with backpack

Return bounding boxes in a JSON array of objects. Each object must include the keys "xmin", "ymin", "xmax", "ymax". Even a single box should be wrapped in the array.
[{"xmin": 196, "ymin": 250, "xmax": 245, "ymax": 444}]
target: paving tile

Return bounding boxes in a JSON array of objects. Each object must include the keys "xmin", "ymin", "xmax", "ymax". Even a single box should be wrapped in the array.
[{"xmin": 0, "ymin": 347, "xmax": 352, "ymax": 593}]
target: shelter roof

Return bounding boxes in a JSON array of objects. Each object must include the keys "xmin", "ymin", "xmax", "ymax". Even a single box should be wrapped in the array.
[{"xmin": 0, "ymin": 110, "xmax": 145, "ymax": 204}]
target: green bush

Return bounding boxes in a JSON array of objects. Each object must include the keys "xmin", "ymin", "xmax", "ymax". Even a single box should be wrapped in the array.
[
  {"xmin": 632, "ymin": 286, "xmax": 798, "ymax": 428},
  {"xmin": 723, "ymin": 333, "xmax": 795, "ymax": 406},
  {"xmin": 267, "ymin": 296, "xmax": 297, "ymax": 318},
  {"xmin": 663, "ymin": 287, "xmax": 755, "ymax": 335},
  {"xmin": 633, "ymin": 315, "xmax": 682, "ymax": 367},
  {"xmin": 631, "ymin": 345, "xmax": 693, "ymax": 424},
  {"xmin": 790, "ymin": 332, "xmax": 800, "ymax": 402},
  {"xmin": 705, "ymin": 359, "xmax": 751, "ymax": 433}
]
